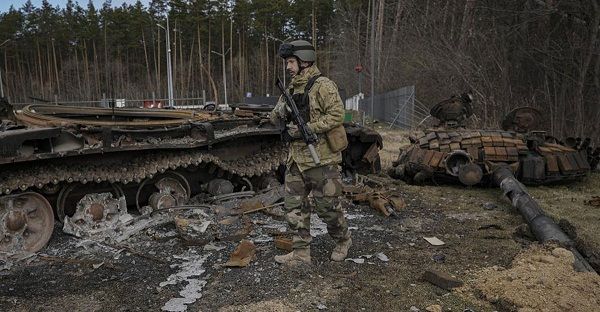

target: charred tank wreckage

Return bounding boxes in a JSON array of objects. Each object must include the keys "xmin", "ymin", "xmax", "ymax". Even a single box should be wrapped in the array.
[
  {"xmin": 391, "ymin": 92, "xmax": 600, "ymax": 272},
  {"xmin": 0, "ymin": 98, "xmax": 382, "ymax": 256}
]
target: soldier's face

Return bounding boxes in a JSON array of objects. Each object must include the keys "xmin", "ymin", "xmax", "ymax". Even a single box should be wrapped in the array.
[{"xmin": 286, "ymin": 57, "xmax": 300, "ymax": 78}]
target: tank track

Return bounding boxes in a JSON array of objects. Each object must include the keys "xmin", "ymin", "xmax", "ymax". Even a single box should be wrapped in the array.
[{"xmin": 0, "ymin": 145, "xmax": 287, "ymax": 195}]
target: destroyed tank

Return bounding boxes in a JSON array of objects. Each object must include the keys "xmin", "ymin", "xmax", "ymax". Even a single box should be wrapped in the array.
[
  {"xmin": 0, "ymin": 98, "xmax": 381, "ymax": 256},
  {"xmin": 391, "ymin": 92, "xmax": 599, "ymax": 186},
  {"xmin": 390, "ymin": 92, "xmax": 599, "ymax": 272}
]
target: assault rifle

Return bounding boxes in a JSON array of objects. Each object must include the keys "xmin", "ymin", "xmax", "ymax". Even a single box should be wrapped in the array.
[{"xmin": 275, "ymin": 78, "xmax": 320, "ymax": 165}]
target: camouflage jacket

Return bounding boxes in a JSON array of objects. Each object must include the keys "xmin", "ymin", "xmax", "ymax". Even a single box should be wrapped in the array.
[{"xmin": 269, "ymin": 65, "xmax": 345, "ymax": 172}]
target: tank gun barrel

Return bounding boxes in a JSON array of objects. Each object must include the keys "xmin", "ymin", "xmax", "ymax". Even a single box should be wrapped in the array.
[{"xmin": 492, "ymin": 166, "xmax": 595, "ymax": 273}]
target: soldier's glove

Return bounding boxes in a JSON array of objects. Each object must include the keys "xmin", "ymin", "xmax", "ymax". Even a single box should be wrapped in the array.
[{"xmin": 286, "ymin": 124, "xmax": 302, "ymax": 139}]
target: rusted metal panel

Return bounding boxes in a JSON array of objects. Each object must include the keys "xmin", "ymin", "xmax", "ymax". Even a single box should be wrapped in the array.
[
  {"xmin": 545, "ymin": 155, "xmax": 559, "ymax": 172},
  {"xmin": 430, "ymin": 151, "xmax": 445, "ymax": 167},
  {"xmin": 467, "ymin": 147, "xmax": 479, "ymax": 160},
  {"xmin": 362, "ymin": 143, "xmax": 380, "ymax": 163},
  {"xmin": 557, "ymin": 154, "xmax": 574, "ymax": 173},
  {"xmin": 422, "ymin": 150, "xmax": 435, "ymax": 165}
]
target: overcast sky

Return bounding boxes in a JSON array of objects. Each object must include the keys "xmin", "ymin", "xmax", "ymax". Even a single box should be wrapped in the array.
[{"xmin": 1, "ymin": 0, "xmax": 151, "ymax": 13}]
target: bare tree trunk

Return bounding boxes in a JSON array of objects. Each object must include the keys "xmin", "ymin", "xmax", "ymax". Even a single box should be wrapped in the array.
[
  {"xmin": 222, "ymin": 19, "xmax": 226, "ymax": 102},
  {"xmin": 208, "ymin": 21, "xmax": 211, "ymax": 97},
  {"xmin": 459, "ymin": 0, "xmax": 476, "ymax": 49},
  {"xmin": 594, "ymin": 46, "xmax": 600, "ymax": 88},
  {"xmin": 442, "ymin": 0, "xmax": 450, "ymax": 30},
  {"xmin": 230, "ymin": 18, "xmax": 234, "ymax": 101},
  {"xmin": 375, "ymin": 0, "xmax": 385, "ymax": 76},
  {"xmin": 156, "ymin": 27, "xmax": 161, "ymax": 96},
  {"xmin": 104, "ymin": 26, "xmax": 109, "ymax": 94},
  {"xmin": 264, "ymin": 25, "xmax": 269, "ymax": 95},
  {"xmin": 260, "ymin": 40, "xmax": 264, "ymax": 94},
  {"xmin": 449, "ymin": 1, "xmax": 457, "ymax": 41},
  {"xmin": 356, "ymin": 9, "xmax": 362, "ymax": 64},
  {"xmin": 47, "ymin": 43, "xmax": 53, "ymax": 97},
  {"xmin": 142, "ymin": 30, "xmax": 152, "ymax": 90},
  {"xmin": 197, "ymin": 24, "xmax": 204, "ymax": 93},
  {"xmin": 238, "ymin": 30, "xmax": 244, "ymax": 100},
  {"xmin": 93, "ymin": 40, "xmax": 100, "ymax": 97},
  {"xmin": 186, "ymin": 36, "xmax": 195, "ymax": 95},
  {"xmin": 272, "ymin": 41, "xmax": 277, "ymax": 90},
  {"xmin": 179, "ymin": 25, "xmax": 184, "ymax": 96},
  {"xmin": 364, "ymin": 0, "xmax": 371, "ymax": 71},
  {"xmin": 172, "ymin": 23, "xmax": 178, "ymax": 96},
  {"xmin": 312, "ymin": 0, "xmax": 317, "ymax": 49},
  {"xmin": 83, "ymin": 41, "xmax": 91, "ymax": 98},
  {"xmin": 575, "ymin": 0, "xmax": 599, "ymax": 135},
  {"xmin": 75, "ymin": 47, "xmax": 82, "ymax": 94},
  {"xmin": 200, "ymin": 62, "xmax": 218, "ymax": 105},
  {"xmin": 7, "ymin": 48, "xmax": 14, "ymax": 99}
]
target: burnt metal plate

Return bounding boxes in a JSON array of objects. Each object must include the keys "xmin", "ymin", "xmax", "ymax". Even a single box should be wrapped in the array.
[{"xmin": 501, "ymin": 107, "xmax": 542, "ymax": 133}]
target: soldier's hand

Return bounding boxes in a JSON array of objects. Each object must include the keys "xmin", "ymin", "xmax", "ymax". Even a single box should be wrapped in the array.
[{"xmin": 287, "ymin": 124, "xmax": 301, "ymax": 139}]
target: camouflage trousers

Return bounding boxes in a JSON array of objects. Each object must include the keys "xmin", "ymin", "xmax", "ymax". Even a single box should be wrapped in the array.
[{"xmin": 284, "ymin": 162, "xmax": 350, "ymax": 249}]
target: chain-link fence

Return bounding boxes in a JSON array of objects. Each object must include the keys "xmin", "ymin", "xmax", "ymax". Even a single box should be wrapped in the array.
[
  {"xmin": 9, "ymin": 97, "xmax": 210, "ymax": 109},
  {"xmin": 356, "ymin": 85, "xmax": 429, "ymax": 129}
]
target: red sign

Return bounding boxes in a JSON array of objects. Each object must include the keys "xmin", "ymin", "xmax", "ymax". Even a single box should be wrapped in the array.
[{"xmin": 354, "ymin": 64, "xmax": 363, "ymax": 73}]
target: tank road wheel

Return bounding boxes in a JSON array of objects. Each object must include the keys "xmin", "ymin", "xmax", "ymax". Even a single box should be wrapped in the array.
[
  {"xmin": 0, "ymin": 193, "xmax": 55, "ymax": 254},
  {"xmin": 135, "ymin": 172, "xmax": 190, "ymax": 214},
  {"xmin": 56, "ymin": 183, "xmax": 125, "ymax": 223}
]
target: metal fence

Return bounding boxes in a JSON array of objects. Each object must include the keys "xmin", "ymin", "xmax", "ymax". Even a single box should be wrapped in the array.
[
  {"xmin": 357, "ymin": 85, "xmax": 429, "ymax": 129},
  {"xmin": 9, "ymin": 96, "xmax": 209, "ymax": 110}
]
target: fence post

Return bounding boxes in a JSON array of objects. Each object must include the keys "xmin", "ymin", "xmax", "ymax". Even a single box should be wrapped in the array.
[{"xmin": 362, "ymin": 111, "xmax": 365, "ymax": 126}]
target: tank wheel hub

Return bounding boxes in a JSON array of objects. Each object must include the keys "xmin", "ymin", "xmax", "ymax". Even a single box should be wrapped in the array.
[
  {"xmin": 155, "ymin": 177, "xmax": 188, "ymax": 206},
  {"xmin": 5, "ymin": 210, "xmax": 27, "ymax": 232},
  {"xmin": 148, "ymin": 192, "xmax": 177, "ymax": 210},
  {"xmin": 87, "ymin": 203, "xmax": 105, "ymax": 222},
  {"xmin": 56, "ymin": 183, "xmax": 124, "ymax": 223},
  {"xmin": 0, "ymin": 193, "xmax": 55, "ymax": 254},
  {"xmin": 73, "ymin": 193, "xmax": 124, "ymax": 224},
  {"xmin": 62, "ymin": 193, "xmax": 127, "ymax": 238},
  {"xmin": 136, "ymin": 172, "xmax": 190, "ymax": 213}
]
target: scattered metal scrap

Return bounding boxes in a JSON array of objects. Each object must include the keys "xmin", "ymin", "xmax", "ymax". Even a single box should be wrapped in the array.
[
  {"xmin": 169, "ymin": 186, "xmax": 285, "ymax": 246},
  {"xmin": 62, "ymin": 193, "xmax": 172, "ymax": 244},
  {"xmin": 422, "ymin": 269, "xmax": 464, "ymax": 290},
  {"xmin": 224, "ymin": 240, "xmax": 256, "ymax": 267},
  {"xmin": 342, "ymin": 181, "xmax": 406, "ymax": 217}
]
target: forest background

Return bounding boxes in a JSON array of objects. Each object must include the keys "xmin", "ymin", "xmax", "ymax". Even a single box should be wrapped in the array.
[{"xmin": 0, "ymin": 0, "xmax": 598, "ymax": 137}]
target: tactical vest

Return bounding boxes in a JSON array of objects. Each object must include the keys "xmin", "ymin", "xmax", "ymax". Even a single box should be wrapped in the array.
[{"xmin": 289, "ymin": 74, "xmax": 322, "ymax": 122}]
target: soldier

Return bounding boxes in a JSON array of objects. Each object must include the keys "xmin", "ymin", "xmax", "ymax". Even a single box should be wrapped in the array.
[{"xmin": 269, "ymin": 39, "xmax": 351, "ymax": 266}]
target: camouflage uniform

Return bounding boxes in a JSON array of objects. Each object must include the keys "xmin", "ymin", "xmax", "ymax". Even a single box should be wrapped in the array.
[{"xmin": 270, "ymin": 65, "xmax": 350, "ymax": 250}]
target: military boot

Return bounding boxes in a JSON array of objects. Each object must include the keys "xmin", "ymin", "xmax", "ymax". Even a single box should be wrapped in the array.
[
  {"xmin": 331, "ymin": 237, "xmax": 352, "ymax": 261},
  {"xmin": 274, "ymin": 248, "xmax": 311, "ymax": 266}
]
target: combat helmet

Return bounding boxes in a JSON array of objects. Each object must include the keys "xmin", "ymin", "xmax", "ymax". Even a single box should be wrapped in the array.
[{"xmin": 278, "ymin": 40, "xmax": 316, "ymax": 62}]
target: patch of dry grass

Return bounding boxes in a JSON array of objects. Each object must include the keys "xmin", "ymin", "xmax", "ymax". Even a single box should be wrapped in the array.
[
  {"xmin": 372, "ymin": 125, "xmax": 413, "ymax": 170},
  {"xmin": 528, "ymin": 172, "xmax": 600, "ymax": 262}
]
